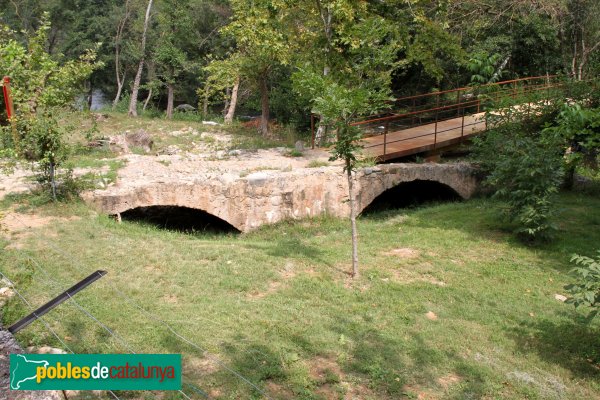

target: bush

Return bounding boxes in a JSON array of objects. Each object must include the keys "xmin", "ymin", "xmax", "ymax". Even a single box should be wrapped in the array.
[
  {"xmin": 473, "ymin": 126, "xmax": 564, "ymax": 241},
  {"xmin": 565, "ymin": 252, "xmax": 600, "ymax": 320}
]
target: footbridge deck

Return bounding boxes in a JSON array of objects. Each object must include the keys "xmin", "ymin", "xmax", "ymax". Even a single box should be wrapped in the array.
[{"xmin": 311, "ymin": 75, "xmax": 573, "ymax": 161}]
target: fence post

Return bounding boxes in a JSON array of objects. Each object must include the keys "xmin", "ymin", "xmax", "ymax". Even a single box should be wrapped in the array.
[
  {"xmin": 456, "ymin": 90, "xmax": 461, "ymax": 117},
  {"xmin": 2, "ymin": 76, "xmax": 18, "ymax": 149}
]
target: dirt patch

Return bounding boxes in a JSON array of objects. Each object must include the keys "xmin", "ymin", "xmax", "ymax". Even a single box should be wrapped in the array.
[
  {"xmin": 163, "ymin": 293, "xmax": 178, "ymax": 303},
  {"xmin": 309, "ymin": 356, "xmax": 345, "ymax": 400},
  {"xmin": 247, "ymin": 281, "xmax": 282, "ymax": 299},
  {"xmin": 265, "ymin": 381, "xmax": 295, "ymax": 398},
  {"xmin": 309, "ymin": 356, "xmax": 344, "ymax": 381},
  {"xmin": 437, "ymin": 373, "xmax": 462, "ymax": 389},
  {"xmin": 186, "ymin": 356, "xmax": 219, "ymax": 375},
  {"xmin": 401, "ymin": 385, "xmax": 440, "ymax": 400},
  {"xmin": 391, "ymin": 269, "xmax": 446, "ymax": 287},
  {"xmin": 1, "ymin": 212, "xmax": 80, "ymax": 249},
  {"xmin": 384, "ymin": 247, "xmax": 421, "ymax": 259}
]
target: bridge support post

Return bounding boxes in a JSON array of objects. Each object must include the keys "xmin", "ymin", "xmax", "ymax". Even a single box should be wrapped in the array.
[{"xmin": 383, "ymin": 120, "xmax": 388, "ymax": 161}]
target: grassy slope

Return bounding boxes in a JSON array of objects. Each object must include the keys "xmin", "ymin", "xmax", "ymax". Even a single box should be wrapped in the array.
[{"xmin": 1, "ymin": 191, "xmax": 599, "ymax": 399}]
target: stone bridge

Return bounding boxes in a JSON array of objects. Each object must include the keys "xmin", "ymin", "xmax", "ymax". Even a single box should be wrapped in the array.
[{"xmin": 85, "ymin": 161, "xmax": 479, "ymax": 233}]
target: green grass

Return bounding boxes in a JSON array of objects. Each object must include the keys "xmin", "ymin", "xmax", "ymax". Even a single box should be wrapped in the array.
[
  {"xmin": 306, "ymin": 160, "xmax": 330, "ymax": 168},
  {"xmin": 1, "ymin": 192, "xmax": 600, "ymax": 399}
]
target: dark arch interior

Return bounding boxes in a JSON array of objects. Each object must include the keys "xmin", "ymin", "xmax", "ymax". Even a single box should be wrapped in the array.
[
  {"xmin": 120, "ymin": 206, "xmax": 239, "ymax": 234},
  {"xmin": 361, "ymin": 180, "xmax": 462, "ymax": 215}
]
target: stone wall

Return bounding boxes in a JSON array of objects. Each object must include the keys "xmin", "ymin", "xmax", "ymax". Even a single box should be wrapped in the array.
[{"xmin": 85, "ymin": 162, "xmax": 479, "ymax": 233}]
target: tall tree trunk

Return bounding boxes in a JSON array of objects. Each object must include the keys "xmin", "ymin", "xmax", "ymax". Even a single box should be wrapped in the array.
[
  {"xmin": 113, "ymin": 0, "xmax": 130, "ymax": 110},
  {"xmin": 345, "ymin": 159, "xmax": 359, "ymax": 278},
  {"xmin": 86, "ymin": 81, "xmax": 93, "ymax": 110},
  {"xmin": 143, "ymin": 87, "xmax": 153, "ymax": 111},
  {"xmin": 259, "ymin": 75, "xmax": 270, "ymax": 137},
  {"xmin": 113, "ymin": 71, "xmax": 125, "ymax": 109},
  {"xmin": 314, "ymin": 0, "xmax": 333, "ymax": 146},
  {"xmin": 222, "ymin": 87, "xmax": 231, "ymax": 117},
  {"xmin": 166, "ymin": 83, "xmax": 174, "ymax": 119},
  {"xmin": 224, "ymin": 77, "xmax": 240, "ymax": 124},
  {"xmin": 202, "ymin": 85, "xmax": 209, "ymax": 117},
  {"xmin": 128, "ymin": 0, "xmax": 153, "ymax": 117}
]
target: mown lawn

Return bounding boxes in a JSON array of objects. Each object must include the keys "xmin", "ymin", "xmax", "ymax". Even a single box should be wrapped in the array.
[{"xmin": 1, "ymin": 191, "xmax": 599, "ymax": 399}]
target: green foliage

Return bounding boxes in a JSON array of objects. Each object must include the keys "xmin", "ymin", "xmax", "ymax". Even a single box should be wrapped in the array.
[
  {"xmin": 565, "ymin": 252, "xmax": 600, "ymax": 320},
  {"xmin": 0, "ymin": 16, "xmax": 99, "ymax": 199},
  {"xmin": 292, "ymin": 13, "xmax": 400, "ymax": 170},
  {"xmin": 468, "ymin": 52, "xmax": 504, "ymax": 84},
  {"xmin": 473, "ymin": 92, "xmax": 567, "ymax": 241},
  {"xmin": 543, "ymin": 103, "xmax": 600, "ymax": 169},
  {"xmin": 0, "ymin": 14, "xmax": 100, "ymax": 115}
]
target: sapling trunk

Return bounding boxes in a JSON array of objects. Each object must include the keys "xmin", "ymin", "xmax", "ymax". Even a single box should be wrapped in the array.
[
  {"xmin": 166, "ymin": 84, "xmax": 174, "ymax": 119},
  {"xmin": 259, "ymin": 75, "xmax": 270, "ymax": 137},
  {"xmin": 346, "ymin": 158, "xmax": 359, "ymax": 277},
  {"xmin": 49, "ymin": 161, "xmax": 57, "ymax": 202}
]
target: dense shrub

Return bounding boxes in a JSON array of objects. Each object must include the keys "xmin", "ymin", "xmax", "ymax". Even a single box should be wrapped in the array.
[
  {"xmin": 474, "ymin": 127, "xmax": 564, "ymax": 241},
  {"xmin": 565, "ymin": 252, "xmax": 600, "ymax": 320}
]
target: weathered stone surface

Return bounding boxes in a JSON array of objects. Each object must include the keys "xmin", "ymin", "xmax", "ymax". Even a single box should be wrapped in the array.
[
  {"xmin": 84, "ymin": 160, "xmax": 479, "ymax": 233},
  {"xmin": 0, "ymin": 331, "xmax": 62, "ymax": 400}
]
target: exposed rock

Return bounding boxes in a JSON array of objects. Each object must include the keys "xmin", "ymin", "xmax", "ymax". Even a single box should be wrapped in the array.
[
  {"xmin": 294, "ymin": 140, "xmax": 305, "ymax": 152},
  {"xmin": 425, "ymin": 311, "xmax": 438, "ymax": 320},
  {"xmin": 25, "ymin": 346, "xmax": 68, "ymax": 355},
  {"xmin": 0, "ymin": 331, "xmax": 62, "ymax": 400},
  {"xmin": 175, "ymin": 104, "xmax": 196, "ymax": 112},
  {"xmin": 202, "ymin": 121, "xmax": 220, "ymax": 126},
  {"xmin": 108, "ymin": 134, "xmax": 130, "ymax": 154},
  {"xmin": 125, "ymin": 129, "xmax": 153, "ymax": 152},
  {"xmin": 554, "ymin": 294, "xmax": 568, "ymax": 302},
  {"xmin": 92, "ymin": 113, "xmax": 109, "ymax": 122}
]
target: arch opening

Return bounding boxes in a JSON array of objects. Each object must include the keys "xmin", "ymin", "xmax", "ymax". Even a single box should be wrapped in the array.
[
  {"xmin": 120, "ymin": 206, "xmax": 240, "ymax": 234},
  {"xmin": 361, "ymin": 180, "xmax": 462, "ymax": 215}
]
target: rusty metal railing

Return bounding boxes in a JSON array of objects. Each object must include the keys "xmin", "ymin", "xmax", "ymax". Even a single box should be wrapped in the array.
[{"xmin": 310, "ymin": 75, "xmax": 574, "ymax": 159}]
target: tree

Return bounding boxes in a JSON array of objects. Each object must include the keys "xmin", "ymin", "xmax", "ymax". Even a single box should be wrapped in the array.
[
  {"xmin": 217, "ymin": 0, "xmax": 291, "ymax": 136},
  {"xmin": 0, "ymin": 16, "xmax": 100, "ymax": 200},
  {"xmin": 293, "ymin": 15, "xmax": 401, "ymax": 277},
  {"xmin": 113, "ymin": 0, "xmax": 133, "ymax": 108},
  {"xmin": 565, "ymin": 0, "xmax": 600, "ymax": 80},
  {"xmin": 128, "ymin": 0, "xmax": 153, "ymax": 117},
  {"xmin": 153, "ymin": 0, "xmax": 194, "ymax": 119}
]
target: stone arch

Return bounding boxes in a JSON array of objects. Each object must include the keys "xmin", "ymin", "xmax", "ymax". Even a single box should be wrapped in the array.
[
  {"xmin": 120, "ymin": 205, "xmax": 240, "ymax": 232},
  {"xmin": 359, "ymin": 179, "xmax": 462, "ymax": 214},
  {"xmin": 90, "ymin": 182, "xmax": 246, "ymax": 232},
  {"xmin": 356, "ymin": 163, "xmax": 478, "ymax": 214}
]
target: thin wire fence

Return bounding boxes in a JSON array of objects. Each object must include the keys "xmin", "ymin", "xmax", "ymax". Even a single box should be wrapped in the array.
[{"xmin": 5, "ymin": 212, "xmax": 270, "ymax": 399}]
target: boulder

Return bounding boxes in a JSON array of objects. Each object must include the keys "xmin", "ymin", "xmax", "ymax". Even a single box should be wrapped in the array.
[{"xmin": 175, "ymin": 104, "xmax": 196, "ymax": 112}]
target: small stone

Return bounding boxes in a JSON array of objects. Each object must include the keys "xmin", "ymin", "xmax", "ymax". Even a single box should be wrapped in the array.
[
  {"xmin": 202, "ymin": 121, "xmax": 220, "ymax": 126},
  {"xmin": 247, "ymin": 172, "xmax": 268, "ymax": 185},
  {"xmin": 294, "ymin": 140, "xmax": 305, "ymax": 152},
  {"xmin": 554, "ymin": 294, "xmax": 568, "ymax": 302},
  {"xmin": 425, "ymin": 311, "xmax": 438, "ymax": 320},
  {"xmin": 0, "ymin": 287, "xmax": 14, "ymax": 297}
]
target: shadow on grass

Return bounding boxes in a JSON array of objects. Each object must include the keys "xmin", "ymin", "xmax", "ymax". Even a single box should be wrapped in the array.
[
  {"xmin": 244, "ymin": 236, "xmax": 350, "ymax": 276},
  {"xmin": 327, "ymin": 315, "xmax": 492, "ymax": 399},
  {"xmin": 508, "ymin": 314, "xmax": 600, "ymax": 378}
]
